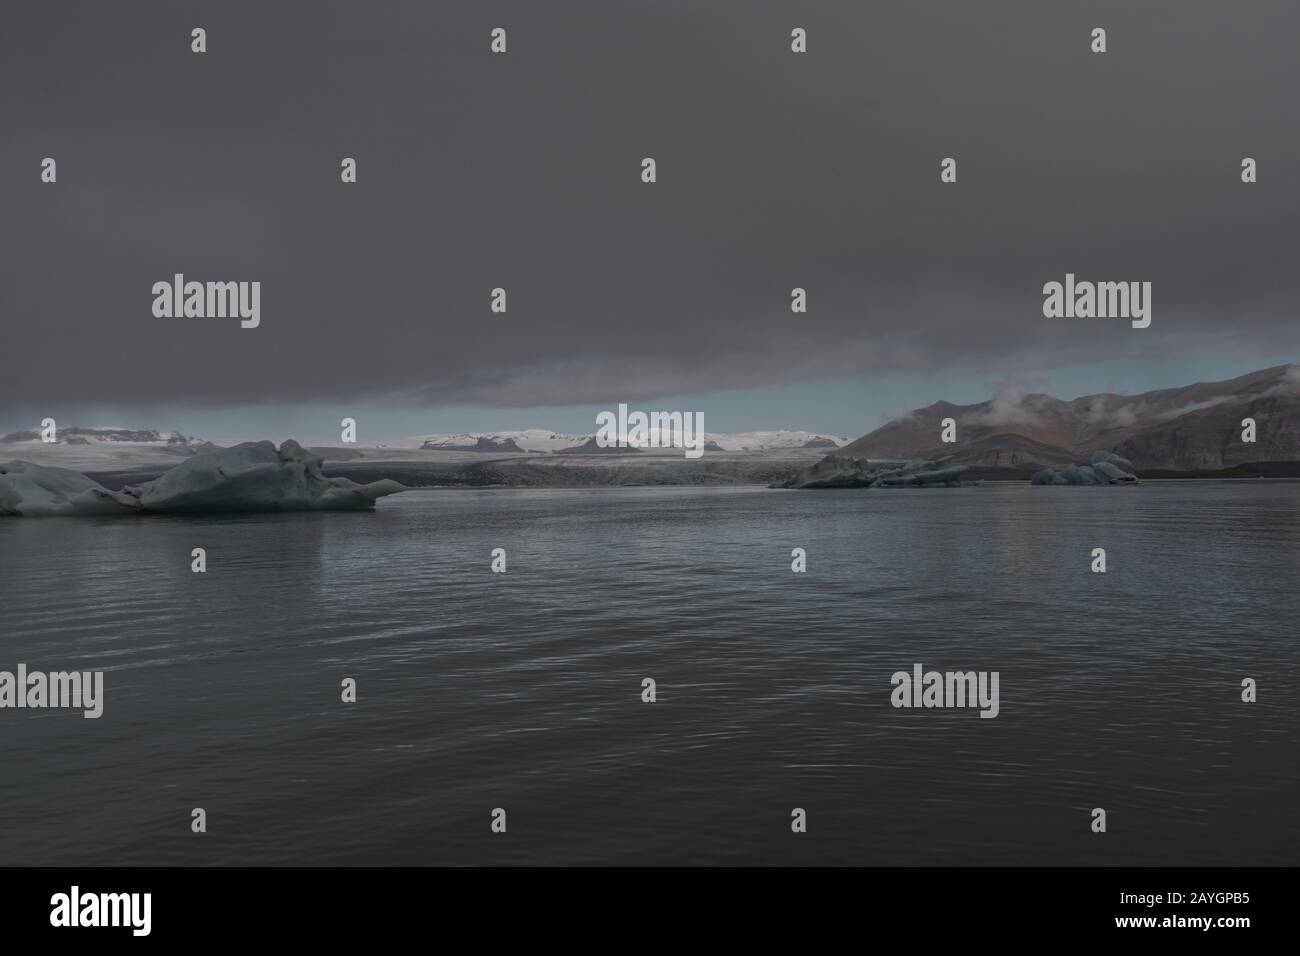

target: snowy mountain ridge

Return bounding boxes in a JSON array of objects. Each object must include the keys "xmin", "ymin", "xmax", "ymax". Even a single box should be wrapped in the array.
[{"xmin": 413, "ymin": 429, "xmax": 847, "ymax": 453}]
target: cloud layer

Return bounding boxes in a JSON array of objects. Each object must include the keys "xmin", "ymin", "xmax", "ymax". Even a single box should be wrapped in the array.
[{"xmin": 2, "ymin": 1, "xmax": 1297, "ymax": 411}]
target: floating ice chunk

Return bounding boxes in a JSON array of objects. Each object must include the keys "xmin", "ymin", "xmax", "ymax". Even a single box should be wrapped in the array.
[
  {"xmin": 0, "ymin": 461, "xmax": 141, "ymax": 516},
  {"xmin": 781, "ymin": 454, "xmax": 970, "ymax": 489},
  {"xmin": 1, "ymin": 440, "xmax": 407, "ymax": 516},
  {"xmin": 1029, "ymin": 469, "xmax": 1070, "ymax": 485},
  {"xmin": 1032, "ymin": 452, "xmax": 1139, "ymax": 485},
  {"xmin": 123, "ymin": 440, "xmax": 406, "ymax": 512},
  {"xmin": 1092, "ymin": 461, "xmax": 1129, "ymax": 481},
  {"xmin": 1090, "ymin": 450, "xmax": 1136, "ymax": 473}
]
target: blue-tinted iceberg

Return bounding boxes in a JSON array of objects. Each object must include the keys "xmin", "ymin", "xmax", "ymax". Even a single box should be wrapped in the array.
[
  {"xmin": 781, "ymin": 455, "xmax": 970, "ymax": 489},
  {"xmin": 1031, "ymin": 451, "xmax": 1139, "ymax": 485},
  {"xmin": 0, "ymin": 461, "xmax": 141, "ymax": 516},
  {"xmin": 1, "ymin": 440, "xmax": 406, "ymax": 516}
]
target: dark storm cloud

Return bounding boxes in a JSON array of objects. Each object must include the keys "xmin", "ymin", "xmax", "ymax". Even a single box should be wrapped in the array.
[{"xmin": 1, "ymin": 0, "xmax": 1297, "ymax": 410}]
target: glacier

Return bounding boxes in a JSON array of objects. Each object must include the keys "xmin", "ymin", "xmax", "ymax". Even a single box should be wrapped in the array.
[
  {"xmin": 1031, "ymin": 451, "xmax": 1139, "ymax": 486},
  {"xmin": 0, "ymin": 440, "xmax": 407, "ymax": 516}
]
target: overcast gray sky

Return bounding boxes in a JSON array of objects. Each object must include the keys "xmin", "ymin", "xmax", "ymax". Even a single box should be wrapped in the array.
[{"xmin": 1, "ymin": 1, "xmax": 1296, "ymax": 437}]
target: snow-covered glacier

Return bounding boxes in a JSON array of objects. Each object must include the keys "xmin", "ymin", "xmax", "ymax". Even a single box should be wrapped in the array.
[
  {"xmin": 1031, "ymin": 451, "xmax": 1139, "ymax": 485},
  {"xmin": 0, "ymin": 440, "xmax": 406, "ymax": 516}
]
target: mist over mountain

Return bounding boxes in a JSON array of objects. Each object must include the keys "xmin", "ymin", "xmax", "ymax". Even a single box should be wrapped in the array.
[{"xmin": 841, "ymin": 365, "xmax": 1300, "ymax": 471}]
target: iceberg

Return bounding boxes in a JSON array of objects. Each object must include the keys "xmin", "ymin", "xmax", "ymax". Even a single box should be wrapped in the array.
[
  {"xmin": 0, "ymin": 461, "xmax": 141, "ymax": 516},
  {"xmin": 780, "ymin": 454, "xmax": 971, "ymax": 489},
  {"xmin": 1031, "ymin": 451, "xmax": 1139, "ymax": 486},
  {"xmin": 1, "ymin": 440, "xmax": 407, "ymax": 516}
]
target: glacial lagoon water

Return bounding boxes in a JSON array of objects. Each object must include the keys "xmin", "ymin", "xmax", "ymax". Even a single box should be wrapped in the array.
[{"xmin": 1, "ymin": 482, "xmax": 1296, "ymax": 865}]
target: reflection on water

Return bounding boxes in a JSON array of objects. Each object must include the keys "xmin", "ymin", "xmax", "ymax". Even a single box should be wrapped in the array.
[{"xmin": 0, "ymin": 482, "xmax": 1297, "ymax": 865}]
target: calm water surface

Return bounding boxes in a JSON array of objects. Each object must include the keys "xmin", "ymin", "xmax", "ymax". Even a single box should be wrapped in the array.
[{"xmin": 1, "ymin": 482, "xmax": 1297, "ymax": 865}]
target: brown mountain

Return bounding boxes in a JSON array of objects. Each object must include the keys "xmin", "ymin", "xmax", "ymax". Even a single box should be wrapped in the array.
[{"xmin": 839, "ymin": 365, "xmax": 1300, "ymax": 471}]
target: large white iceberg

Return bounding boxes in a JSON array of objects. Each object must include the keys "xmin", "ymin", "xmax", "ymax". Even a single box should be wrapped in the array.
[{"xmin": 1, "ymin": 440, "xmax": 406, "ymax": 516}]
